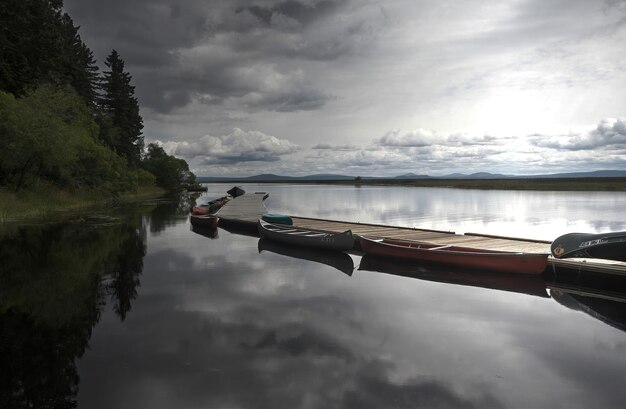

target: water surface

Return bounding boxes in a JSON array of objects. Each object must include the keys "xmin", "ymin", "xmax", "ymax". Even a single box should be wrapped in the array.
[{"xmin": 2, "ymin": 184, "xmax": 626, "ymax": 409}]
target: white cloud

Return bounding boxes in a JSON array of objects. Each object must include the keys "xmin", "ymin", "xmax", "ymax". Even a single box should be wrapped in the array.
[
  {"xmin": 530, "ymin": 118, "xmax": 626, "ymax": 150},
  {"xmin": 164, "ymin": 128, "xmax": 299, "ymax": 164},
  {"xmin": 65, "ymin": 0, "xmax": 626, "ymax": 176}
]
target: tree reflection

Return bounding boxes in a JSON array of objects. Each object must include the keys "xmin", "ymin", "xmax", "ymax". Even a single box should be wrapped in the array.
[
  {"xmin": 0, "ymin": 209, "xmax": 149, "ymax": 408},
  {"xmin": 104, "ymin": 223, "xmax": 146, "ymax": 321},
  {"xmin": 147, "ymin": 192, "xmax": 198, "ymax": 233}
]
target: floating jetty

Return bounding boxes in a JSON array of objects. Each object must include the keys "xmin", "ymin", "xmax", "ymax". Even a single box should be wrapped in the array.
[{"xmin": 215, "ymin": 192, "xmax": 626, "ymax": 276}]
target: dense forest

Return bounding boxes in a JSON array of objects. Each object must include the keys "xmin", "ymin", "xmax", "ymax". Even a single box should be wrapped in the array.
[{"xmin": 0, "ymin": 0, "xmax": 198, "ymax": 197}]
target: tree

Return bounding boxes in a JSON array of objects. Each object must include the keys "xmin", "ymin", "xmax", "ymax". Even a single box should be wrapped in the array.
[
  {"xmin": 58, "ymin": 13, "xmax": 100, "ymax": 111},
  {"xmin": 141, "ymin": 143, "xmax": 198, "ymax": 191},
  {"xmin": 98, "ymin": 50, "xmax": 144, "ymax": 167},
  {"xmin": 0, "ymin": 0, "xmax": 97, "ymax": 99},
  {"xmin": 0, "ymin": 85, "xmax": 137, "ymax": 194}
]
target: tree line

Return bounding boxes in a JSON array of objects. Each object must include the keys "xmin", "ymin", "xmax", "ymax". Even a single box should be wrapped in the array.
[{"xmin": 0, "ymin": 0, "xmax": 198, "ymax": 195}]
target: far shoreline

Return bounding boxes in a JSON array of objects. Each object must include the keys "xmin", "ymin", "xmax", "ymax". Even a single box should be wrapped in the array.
[{"xmin": 200, "ymin": 177, "xmax": 626, "ymax": 191}]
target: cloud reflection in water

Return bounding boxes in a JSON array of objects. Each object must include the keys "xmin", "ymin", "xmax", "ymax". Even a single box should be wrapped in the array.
[{"xmin": 75, "ymin": 197, "xmax": 626, "ymax": 409}]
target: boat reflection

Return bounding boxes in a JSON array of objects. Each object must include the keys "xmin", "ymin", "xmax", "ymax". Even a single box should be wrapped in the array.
[
  {"xmin": 257, "ymin": 238, "xmax": 355, "ymax": 276},
  {"xmin": 358, "ymin": 254, "xmax": 550, "ymax": 298},
  {"xmin": 546, "ymin": 268, "xmax": 626, "ymax": 332},
  {"xmin": 551, "ymin": 290, "xmax": 626, "ymax": 332},
  {"xmin": 218, "ymin": 220, "xmax": 260, "ymax": 237},
  {"xmin": 190, "ymin": 224, "xmax": 219, "ymax": 239}
]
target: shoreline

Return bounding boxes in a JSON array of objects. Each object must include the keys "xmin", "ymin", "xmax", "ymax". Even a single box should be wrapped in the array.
[
  {"xmin": 201, "ymin": 177, "xmax": 626, "ymax": 191},
  {"xmin": 0, "ymin": 186, "xmax": 166, "ymax": 227}
]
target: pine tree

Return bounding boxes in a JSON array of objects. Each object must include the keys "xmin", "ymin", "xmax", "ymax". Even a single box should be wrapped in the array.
[
  {"xmin": 0, "ymin": 0, "xmax": 66, "ymax": 94},
  {"xmin": 0, "ymin": 0, "xmax": 99, "ymax": 105},
  {"xmin": 99, "ymin": 50, "xmax": 144, "ymax": 166},
  {"xmin": 58, "ymin": 13, "xmax": 99, "ymax": 111}
]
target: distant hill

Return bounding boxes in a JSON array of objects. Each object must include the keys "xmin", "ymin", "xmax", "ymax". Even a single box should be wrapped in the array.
[
  {"xmin": 394, "ymin": 173, "xmax": 430, "ymax": 179},
  {"xmin": 197, "ymin": 170, "xmax": 626, "ymax": 183},
  {"xmin": 441, "ymin": 172, "xmax": 509, "ymax": 179}
]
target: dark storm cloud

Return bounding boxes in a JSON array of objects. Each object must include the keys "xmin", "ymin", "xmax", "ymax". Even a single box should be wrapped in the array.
[
  {"xmin": 238, "ymin": 0, "xmax": 346, "ymax": 27},
  {"xmin": 63, "ymin": 0, "xmax": 378, "ymax": 113},
  {"xmin": 343, "ymin": 375, "xmax": 505, "ymax": 409}
]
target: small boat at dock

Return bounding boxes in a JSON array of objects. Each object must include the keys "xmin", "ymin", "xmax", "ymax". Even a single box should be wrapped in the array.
[
  {"xmin": 359, "ymin": 236, "xmax": 548, "ymax": 274},
  {"xmin": 551, "ymin": 231, "xmax": 626, "ymax": 261},
  {"xmin": 258, "ymin": 219, "xmax": 354, "ymax": 251},
  {"xmin": 191, "ymin": 196, "xmax": 230, "ymax": 215},
  {"xmin": 190, "ymin": 214, "xmax": 219, "ymax": 228}
]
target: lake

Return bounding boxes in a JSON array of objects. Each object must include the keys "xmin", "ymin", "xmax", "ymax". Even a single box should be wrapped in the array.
[{"xmin": 2, "ymin": 183, "xmax": 626, "ymax": 409}]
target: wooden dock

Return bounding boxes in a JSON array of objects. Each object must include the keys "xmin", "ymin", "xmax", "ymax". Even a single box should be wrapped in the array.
[{"xmin": 216, "ymin": 193, "xmax": 626, "ymax": 275}]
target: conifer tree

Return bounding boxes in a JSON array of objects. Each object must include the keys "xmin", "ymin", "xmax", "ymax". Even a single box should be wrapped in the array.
[
  {"xmin": 58, "ymin": 13, "xmax": 100, "ymax": 111},
  {"xmin": 0, "ymin": 0, "xmax": 99, "ymax": 105},
  {"xmin": 0, "ymin": 0, "xmax": 65, "ymax": 94},
  {"xmin": 99, "ymin": 50, "xmax": 144, "ymax": 166}
]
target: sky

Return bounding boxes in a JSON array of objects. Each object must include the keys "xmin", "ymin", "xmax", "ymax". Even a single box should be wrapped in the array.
[{"xmin": 63, "ymin": 0, "xmax": 626, "ymax": 177}]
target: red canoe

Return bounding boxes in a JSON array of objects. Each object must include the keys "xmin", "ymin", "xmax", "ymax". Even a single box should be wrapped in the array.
[
  {"xmin": 359, "ymin": 236, "xmax": 548, "ymax": 274},
  {"xmin": 191, "ymin": 205, "xmax": 210, "ymax": 215}
]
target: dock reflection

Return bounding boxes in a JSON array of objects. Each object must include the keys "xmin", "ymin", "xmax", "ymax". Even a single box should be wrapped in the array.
[
  {"xmin": 212, "ymin": 221, "xmax": 626, "ymax": 334},
  {"xmin": 257, "ymin": 238, "xmax": 355, "ymax": 276},
  {"xmin": 358, "ymin": 254, "xmax": 550, "ymax": 298},
  {"xmin": 546, "ymin": 268, "xmax": 626, "ymax": 332}
]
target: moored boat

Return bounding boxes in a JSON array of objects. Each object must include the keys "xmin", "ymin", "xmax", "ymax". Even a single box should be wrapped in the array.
[
  {"xmin": 262, "ymin": 213, "xmax": 293, "ymax": 225},
  {"xmin": 359, "ymin": 236, "xmax": 548, "ymax": 274},
  {"xmin": 191, "ymin": 205, "xmax": 210, "ymax": 215},
  {"xmin": 258, "ymin": 219, "xmax": 354, "ymax": 251},
  {"xmin": 191, "ymin": 196, "xmax": 230, "ymax": 215},
  {"xmin": 190, "ymin": 214, "xmax": 219, "ymax": 228},
  {"xmin": 551, "ymin": 231, "xmax": 626, "ymax": 261}
]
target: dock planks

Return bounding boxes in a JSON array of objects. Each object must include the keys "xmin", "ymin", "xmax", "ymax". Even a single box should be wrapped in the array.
[{"xmin": 215, "ymin": 193, "xmax": 626, "ymax": 275}]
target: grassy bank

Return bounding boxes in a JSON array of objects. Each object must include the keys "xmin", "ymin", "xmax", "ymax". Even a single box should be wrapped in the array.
[{"xmin": 0, "ymin": 185, "xmax": 166, "ymax": 224}]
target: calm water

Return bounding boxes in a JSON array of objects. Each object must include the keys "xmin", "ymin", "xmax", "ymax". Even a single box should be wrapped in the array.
[{"xmin": 2, "ymin": 184, "xmax": 626, "ymax": 409}]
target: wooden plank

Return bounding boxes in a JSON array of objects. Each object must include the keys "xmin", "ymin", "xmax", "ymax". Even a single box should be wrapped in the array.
[{"xmin": 217, "ymin": 193, "xmax": 268, "ymax": 225}]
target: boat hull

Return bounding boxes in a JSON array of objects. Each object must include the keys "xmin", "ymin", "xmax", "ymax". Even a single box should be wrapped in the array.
[
  {"xmin": 551, "ymin": 231, "xmax": 626, "ymax": 261},
  {"xmin": 258, "ymin": 220, "xmax": 354, "ymax": 251},
  {"xmin": 359, "ymin": 236, "xmax": 548, "ymax": 274},
  {"xmin": 190, "ymin": 214, "xmax": 219, "ymax": 228}
]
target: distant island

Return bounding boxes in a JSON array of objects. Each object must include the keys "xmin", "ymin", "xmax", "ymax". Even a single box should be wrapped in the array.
[{"xmin": 197, "ymin": 170, "xmax": 626, "ymax": 191}]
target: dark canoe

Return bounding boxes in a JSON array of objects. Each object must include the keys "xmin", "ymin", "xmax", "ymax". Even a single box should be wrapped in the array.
[
  {"xmin": 190, "ymin": 214, "xmax": 219, "ymax": 228},
  {"xmin": 359, "ymin": 236, "xmax": 548, "ymax": 275},
  {"xmin": 258, "ymin": 238, "xmax": 354, "ymax": 276},
  {"xmin": 551, "ymin": 231, "xmax": 626, "ymax": 261},
  {"xmin": 359, "ymin": 254, "xmax": 549, "ymax": 298},
  {"xmin": 258, "ymin": 219, "xmax": 354, "ymax": 251}
]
